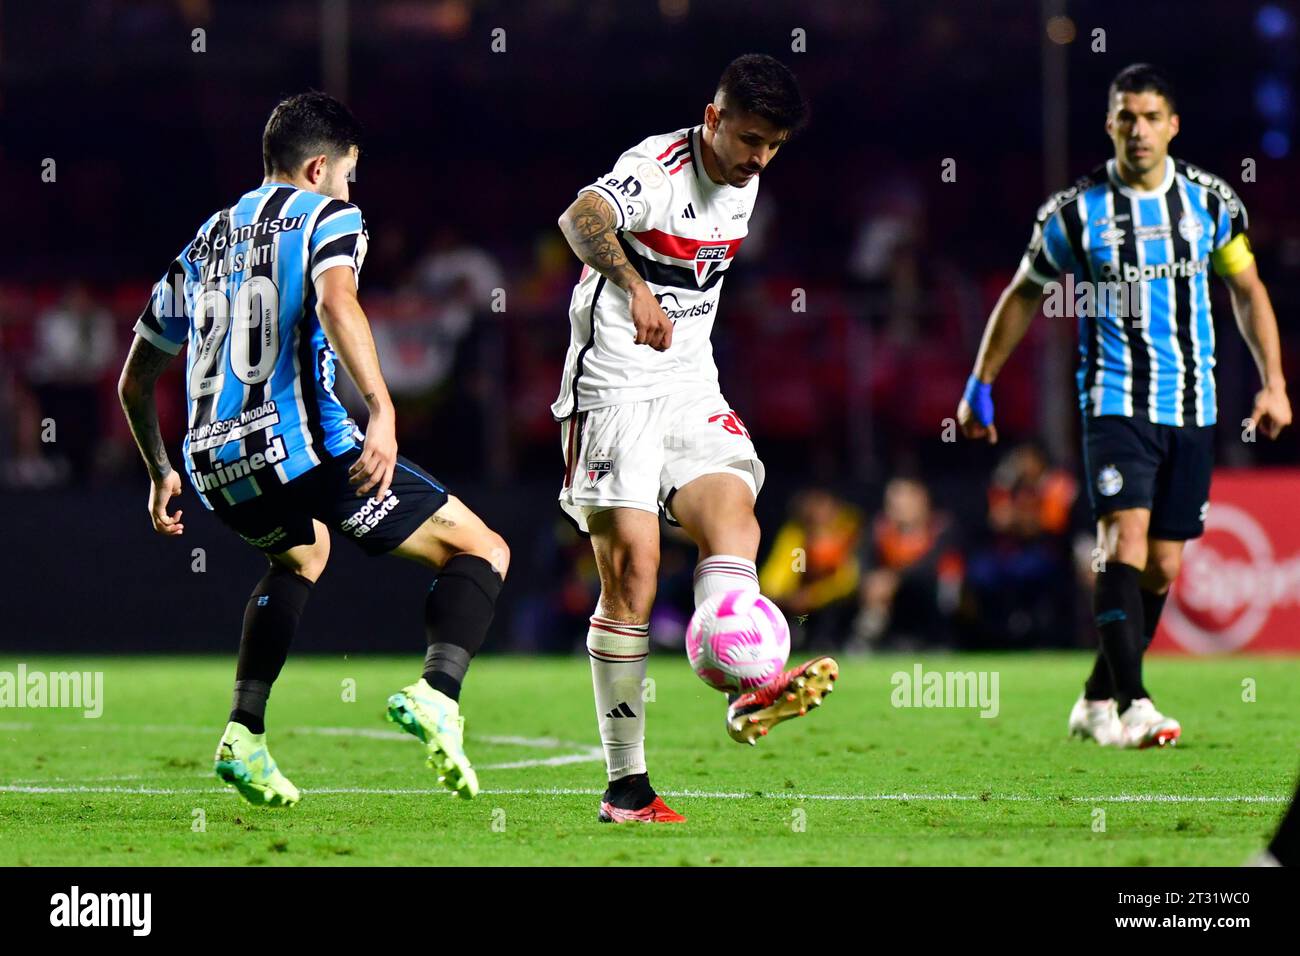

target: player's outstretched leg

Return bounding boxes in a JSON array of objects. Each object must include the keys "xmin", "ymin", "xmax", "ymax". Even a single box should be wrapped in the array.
[
  {"xmin": 215, "ymin": 529, "xmax": 327, "ymax": 806},
  {"xmin": 385, "ymin": 493, "xmax": 509, "ymax": 799},
  {"xmin": 672, "ymin": 473, "xmax": 841, "ymax": 745},
  {"xmin": 587, "ymin": 508, "xmax": 684, "ymax": 823}
]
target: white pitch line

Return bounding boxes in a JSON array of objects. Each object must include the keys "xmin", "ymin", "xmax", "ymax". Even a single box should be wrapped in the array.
[
  {"xmin": 0, "ymin": 784, "xmax": 1287, "ymax": 803},
  {"xmin": 0, "ymin": 721, "xmax": 604, "ymax": 772},
  {"xmin": 0, "ymin": 721, "xmax": 605, "ymax": 769},
  {"xmin": 289, "ymin": 726, "xmax": 604, "ymax": 769},
  {"xmin": 478, "ymin": 750, "xmax": 604, "ymax": 770}
]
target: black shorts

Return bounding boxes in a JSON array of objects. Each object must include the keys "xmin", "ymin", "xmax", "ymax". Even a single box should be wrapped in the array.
[
  {"xmin": 1080, "ymin": 414, "xmax": 1214, "ymax": 540},
  {"xmin": 209, "ymin": 448, "xmax": 450, "ymax": 557}
]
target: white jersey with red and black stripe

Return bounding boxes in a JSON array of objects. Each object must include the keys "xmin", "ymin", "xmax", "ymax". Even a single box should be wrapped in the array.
[{"xmin": 550, "ymin": 125, "xmax": 757, "ymax": 420}]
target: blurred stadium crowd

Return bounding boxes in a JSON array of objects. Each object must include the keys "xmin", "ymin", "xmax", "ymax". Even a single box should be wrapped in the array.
[{"xmin": 3, "ymin": 0, "xmax": 1299, "ymax": 652}]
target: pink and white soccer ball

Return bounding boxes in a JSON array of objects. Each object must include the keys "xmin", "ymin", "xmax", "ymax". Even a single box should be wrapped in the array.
[{"xmin": 686, "ymin": 590, "xmax": 791, "ymax": 692}]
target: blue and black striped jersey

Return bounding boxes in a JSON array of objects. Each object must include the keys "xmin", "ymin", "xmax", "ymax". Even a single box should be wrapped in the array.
[
  {"xmin": 1020, "ymin": 157, "xmax": 1250, "ymax": 427},
  {"xmin": 135, "ymin": 182, "xmax": 369, "ymax": 508}
]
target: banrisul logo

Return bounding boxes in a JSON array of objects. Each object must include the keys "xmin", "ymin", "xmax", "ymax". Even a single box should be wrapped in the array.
[{"xmin": 50, "ymin": 886, "xmax": 151, "ymax": 936}]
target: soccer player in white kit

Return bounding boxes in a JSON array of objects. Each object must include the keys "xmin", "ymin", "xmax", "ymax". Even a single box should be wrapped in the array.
[{"xmin": 553, "ymin": 55, "xmax": 838, "ymax": 823}]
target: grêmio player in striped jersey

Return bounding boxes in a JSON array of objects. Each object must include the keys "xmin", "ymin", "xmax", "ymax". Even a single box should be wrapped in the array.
[
  {"xmin": 958, "ymin": 64, "xmax": 1291, "ymax": 749},
  {"xmin": 553, "ymin": 55, "xmax": 838, "ymax": 824},
  {"xmin": 118, "ymin": 92, "xmax": 510, "ymax": 805}
]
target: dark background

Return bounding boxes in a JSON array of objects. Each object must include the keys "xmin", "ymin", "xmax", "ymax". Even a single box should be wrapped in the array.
[{"xmin": 1, "ymin": 0, "xmax": 1297, "ymax": 654}]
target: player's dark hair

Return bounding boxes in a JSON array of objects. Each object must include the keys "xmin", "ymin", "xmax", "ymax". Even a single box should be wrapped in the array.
[
  {"xmin": 1108, "ymin": 63, "xmax": 1177, "ymax": 114},
  {"xmin": 716, "ymin": 54, "xmax": 807, "ymax": 133},
  {"xmin": 262, "ymin": 91, "xmax": 363, "ymax": 177}
]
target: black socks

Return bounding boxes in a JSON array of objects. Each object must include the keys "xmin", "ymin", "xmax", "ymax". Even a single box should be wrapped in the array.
[
  {"xmin": 1090, "ymin": 562, "xmax": 1149, "ymax": 712},
  {"xmin": 604, "ymin": 772, "xmax": 655, "ymax": 810},
  {"xmin": 422, "ymin": 554, "xmax": 504, "ymax": 702},
  {"xmin": 1139, "ymin": 588, "xmax": 1168, "ymax": 652},
  {"xmin": 1085, "ymin": 581, "xmax": 1168, "ymax": 704},
  {"xmin": 229, "ymin": 565, "xmax": 313, "ymax": 734}
]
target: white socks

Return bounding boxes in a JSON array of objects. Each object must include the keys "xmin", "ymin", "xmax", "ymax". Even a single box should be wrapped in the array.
[
  {"xmin": 693, "ymin": 554, "xmax": 759, "ymax": 608},
  {"xmin": 587, "ymin": 555, "xmax": 757, "ymax": 782},
  {"xmin": 587, "ymin": 615, "xmax": 649, "ymax": 781}
]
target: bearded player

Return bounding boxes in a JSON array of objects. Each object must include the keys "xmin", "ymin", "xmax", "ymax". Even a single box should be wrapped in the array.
[
  {"xmin": 957, "ymin": 64, "xmax": 1291, "ymax": 747},
  {"xmin": 553, "ymin": 55, "xmax": 837, "ymax": 824},
  {"xmin": 118, "ymin": 92, "xmax": 509, "ymax": 805}
]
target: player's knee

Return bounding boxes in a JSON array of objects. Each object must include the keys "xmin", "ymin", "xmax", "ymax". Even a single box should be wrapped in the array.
[
  {"xmin": 1146, "ymin": 549, "xmax": 1181, "ymax": 589},
  {"xmin": 701, "ymin": 506, "xmax": 759, "ymax": 560},
  {"xmin": 478, "ymin": 529, "xmax": 510, "ymax": 579},
  {"xmin": 276, "ymin": 536, "xmax": 329, "ymax": 583},
  {"xmin": 1102, "ymin": 513, "xmax": 1149, "ymax": 567},
  {"xmin": 447, "ymin": 528, "xmax": 510, "ymax": 580}
]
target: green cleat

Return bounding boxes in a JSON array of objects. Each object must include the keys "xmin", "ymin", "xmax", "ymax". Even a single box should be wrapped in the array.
[
  {"xmin": 386, "ymin": 678, "xmax": 479, "ymax": 799},
  {"xmin": 213, "ymin": 721, "xmax": 301, "ymax": 808}
]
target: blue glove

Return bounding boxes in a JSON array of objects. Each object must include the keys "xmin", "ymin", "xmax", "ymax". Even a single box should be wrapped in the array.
[{"xmin": 963, "ymin": 374, "xmax": 994, "ymax": 427}]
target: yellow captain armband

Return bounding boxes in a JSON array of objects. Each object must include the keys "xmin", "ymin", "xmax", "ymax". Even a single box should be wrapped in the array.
[{"xmin": 1211, "ymin": 233, "xmax": 1254, "ymax": 276}]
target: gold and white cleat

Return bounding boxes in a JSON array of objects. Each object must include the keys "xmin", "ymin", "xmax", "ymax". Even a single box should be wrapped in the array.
[{"xmin": 726, "ymin": 656, "xmax": 838, "ymax": 745}]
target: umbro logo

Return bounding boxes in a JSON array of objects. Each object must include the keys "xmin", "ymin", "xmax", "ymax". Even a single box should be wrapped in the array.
[
  {"xmin": 605, "ymin": 702, "xmax": 637, "ymax": 719},
  {"xmin": 681, "ymin": 203, "xmax": 696, "ymax": 219}
]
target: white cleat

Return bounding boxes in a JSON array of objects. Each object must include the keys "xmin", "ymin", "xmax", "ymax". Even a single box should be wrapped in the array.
[
  {"xmin": 1067, "ymin": 695, "xmax": 1126, "ymax": 746},
  {"xmin": 1118, "ymin": 697, "xmax": 1181, "ymax": 749}
]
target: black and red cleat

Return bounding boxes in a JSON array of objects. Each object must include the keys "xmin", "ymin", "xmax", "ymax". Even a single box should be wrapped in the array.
[
  {"xmin": 597, "ymin": 772, "xmax": 686, "ymax": 823},
  {"xmin": 726, "ymin": 656, "xmax": 839, "ymax": 745},
  {"xmin": 598, "ymin": 794, "xmax": 686, "ymax": 824}
]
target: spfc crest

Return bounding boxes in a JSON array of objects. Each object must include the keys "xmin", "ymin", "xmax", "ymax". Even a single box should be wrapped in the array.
[
  {"xmin": 694, "ymin": 244, "xmax": 729, "ymax": 285},
  {"xmin": 587, "ymin": 458, "xmax": 613, "ymax": 485}
]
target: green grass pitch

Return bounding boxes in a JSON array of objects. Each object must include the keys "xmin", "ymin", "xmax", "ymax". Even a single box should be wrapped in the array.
[{"xmin": 1, "ymin": 653, "xmax": 1296, "ymax": 866}]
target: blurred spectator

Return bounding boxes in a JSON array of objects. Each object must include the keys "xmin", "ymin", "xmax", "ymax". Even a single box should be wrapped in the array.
[
  {"xmin": 412, "ymin": 226, "xmax": 505, "ymax": 312},
  {"xmin": 759, "ymin": 488, "xmax": 863, "ymax": 649},
  {"xmin": 847, "ymin": 169, "xmax": 925, "ymax": 345},
  {"xmin": 958, "ymin": 444, "xmax": 1078, "ymax": 648},
  {"xmin": 850, "ymin": 477, "xmax": 962, "ymax": 650},
  {"xmin": 25, "ymin": 282, "xmax": 118, "ymax": 483}
]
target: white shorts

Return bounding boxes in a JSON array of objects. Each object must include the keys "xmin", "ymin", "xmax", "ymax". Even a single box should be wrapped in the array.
[{"xmin": 558, "ymin": 387, "xmax": 765, "ymax": 534}]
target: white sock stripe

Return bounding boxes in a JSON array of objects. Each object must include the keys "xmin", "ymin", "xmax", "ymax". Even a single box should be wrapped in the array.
[
  {"xmin": 588, "ymin": 626, "xmax": 649, "ymax": 645},
  {"xmin": 586, "ymin": 624, "xmax": 649, "ymax": 656},
  {"xmin": 696, "ymin": 556, "xmax": 757, "ymax": 567},
  {"xmin": 693, "ymin": 566, "xmax": 759, "ymax": 581},
  {"xmin": 589, "ymin": 615, "xmax": 649, "ymax": 631},
  {"xmin": 587, "ymin": 650, "xmax": 648, "ymax": 663}
]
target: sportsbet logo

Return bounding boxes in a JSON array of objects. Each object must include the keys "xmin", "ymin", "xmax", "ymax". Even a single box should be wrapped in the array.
[{"xmin": 341, "ymin": 492, "xmax": 401, "ymax": 537}]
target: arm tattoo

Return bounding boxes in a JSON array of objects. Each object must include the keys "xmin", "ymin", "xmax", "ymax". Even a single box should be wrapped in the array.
[
  {"xmin": 119, "ymin": 336, "xmax": 175, "ymax": 483},
  {"xmin": 559, "ymin": 191, "xmax": 643, "ymax": 294}
]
